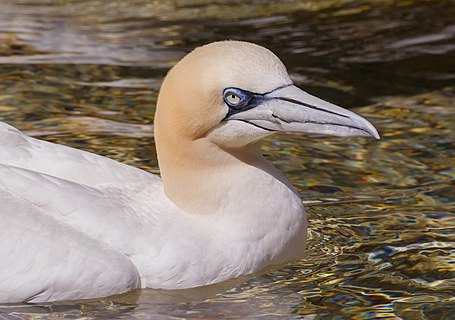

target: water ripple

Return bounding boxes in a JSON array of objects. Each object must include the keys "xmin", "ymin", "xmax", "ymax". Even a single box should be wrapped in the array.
[{"xmin": 0, "ymin": 1, "xmax": 454, "ymax": 319}]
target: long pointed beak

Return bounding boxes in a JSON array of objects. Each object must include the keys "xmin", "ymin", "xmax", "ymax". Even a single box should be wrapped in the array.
[{"xmin": 228, "ymin": 85, "xmax": 380, "ymax": 139}]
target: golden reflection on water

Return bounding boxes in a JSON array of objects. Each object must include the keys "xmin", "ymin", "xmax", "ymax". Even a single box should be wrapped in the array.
[
  {"xmin": 0, "ymin": 0, "xmax": 454, "ymax": 319},
  {"xmin": 1, "ymin": 86, "xmax": 453, "ymax": 318}
]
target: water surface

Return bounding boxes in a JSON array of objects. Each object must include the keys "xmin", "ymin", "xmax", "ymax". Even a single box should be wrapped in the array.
[{"xmin": 0, "ymin": 0, "xmax": 453, "ymax": 319}]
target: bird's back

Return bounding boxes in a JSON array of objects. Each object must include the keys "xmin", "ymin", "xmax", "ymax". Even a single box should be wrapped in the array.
[{"xmin": 0, "ymin": 121, "xmax": 162, "ymax": 302}]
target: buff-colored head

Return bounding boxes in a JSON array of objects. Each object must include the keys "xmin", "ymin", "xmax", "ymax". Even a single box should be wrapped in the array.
[
  {"xmin": 154, "ymin": 41, "xmax": 378, "ymax": 212},
  {"xmin": 155, "ymin": 41, "xmax": 378, "ymax": 149},
  {"xmin": 155, "ymin": 41, "xmax": 291, "ymax": 147}
]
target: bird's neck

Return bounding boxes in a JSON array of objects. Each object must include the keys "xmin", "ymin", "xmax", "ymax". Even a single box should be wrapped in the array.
[{"xmin": 156, "ymin": 136, "xmax": 297, "ymax": 216}]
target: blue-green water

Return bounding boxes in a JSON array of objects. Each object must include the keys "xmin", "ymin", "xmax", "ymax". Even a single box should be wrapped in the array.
[{"xmin": 0, "ymin": 0, "xmax": 453, "ymax": 319}]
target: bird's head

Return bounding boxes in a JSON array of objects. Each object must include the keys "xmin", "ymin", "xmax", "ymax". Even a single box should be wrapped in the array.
[{"xmin": 155, "ymin": 40, "xmax": 378, "ymax": 151}]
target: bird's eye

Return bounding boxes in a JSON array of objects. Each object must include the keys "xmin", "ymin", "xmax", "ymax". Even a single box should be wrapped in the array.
[
  {"xmin": 223, "ymin": 88, "xmax": 250, "ymax": 109},
  {"xmin": 225, "ymin": 92, "xmax": 241, "ymax": 105}
]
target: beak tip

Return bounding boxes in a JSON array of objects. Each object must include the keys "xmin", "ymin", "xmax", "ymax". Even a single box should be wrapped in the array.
[
  {"xmin": 366, "ymin": 123, "xmax": 380, "ymax": 140},
  {"xmin": 371, "ymin": 130, "xmax": 380, "ymax": 140},
  {"xmin": 357, "ymin": 115, "xmax": 380, "ymax": 139}
]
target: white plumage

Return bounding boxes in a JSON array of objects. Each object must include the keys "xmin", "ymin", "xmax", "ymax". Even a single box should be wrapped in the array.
[{"xmin": 0, "ymin": 41, "xmax": 378, "ymax": 303}]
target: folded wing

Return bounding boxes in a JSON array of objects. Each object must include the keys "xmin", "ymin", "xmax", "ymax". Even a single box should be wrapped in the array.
[
  {"xmin": 0, "ymin": 121, "xmax": 154, "ymax": 188},
  {"xmin": 0, "ymin": 186, "xmax": 140, "ymax": 303}
]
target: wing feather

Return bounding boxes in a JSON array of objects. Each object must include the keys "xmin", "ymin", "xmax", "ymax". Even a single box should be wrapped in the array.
[
  {"xmin": 0, "ymin": 187, "xmax": 140, "ymax": 303},
  {"xmin": 0, "ymin": 121, "xmax": 155, "ymax": 187}
]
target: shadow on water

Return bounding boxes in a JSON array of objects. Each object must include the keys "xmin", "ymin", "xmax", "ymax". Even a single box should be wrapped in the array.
[{"xmin": 0, "ymin": 0, "xmax": 454, "ymax": 319}]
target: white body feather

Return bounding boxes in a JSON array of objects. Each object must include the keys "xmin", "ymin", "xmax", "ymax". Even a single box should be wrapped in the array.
[
  {"xmin": 0, "ymin": 121, "xmax": 306, "ymax": 302},
  {"xmin": 0, "ymin": 41, "xmax": 378, "ymax": 303}
]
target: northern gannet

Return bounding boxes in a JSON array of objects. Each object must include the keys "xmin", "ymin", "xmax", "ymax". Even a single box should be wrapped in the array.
[{"xmin": 0, "ymin": 41, "xmax": 379, "ymax": 303}]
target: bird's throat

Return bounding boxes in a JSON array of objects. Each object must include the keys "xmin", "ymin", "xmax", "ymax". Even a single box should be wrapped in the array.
[{"xmin": 156, "ymin": 137, "xmax": 295, "ymax": 216}]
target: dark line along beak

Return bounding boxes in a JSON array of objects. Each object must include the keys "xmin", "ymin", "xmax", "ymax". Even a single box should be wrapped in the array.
[{"xmin": 226, "ymin": 85, "xmax": 380, "ymax": 139}]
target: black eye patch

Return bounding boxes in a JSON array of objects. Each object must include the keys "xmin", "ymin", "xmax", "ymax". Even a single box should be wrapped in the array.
[{"xmin": 223, "ymin": 87, "xmax": 267, "ymax": 119}]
